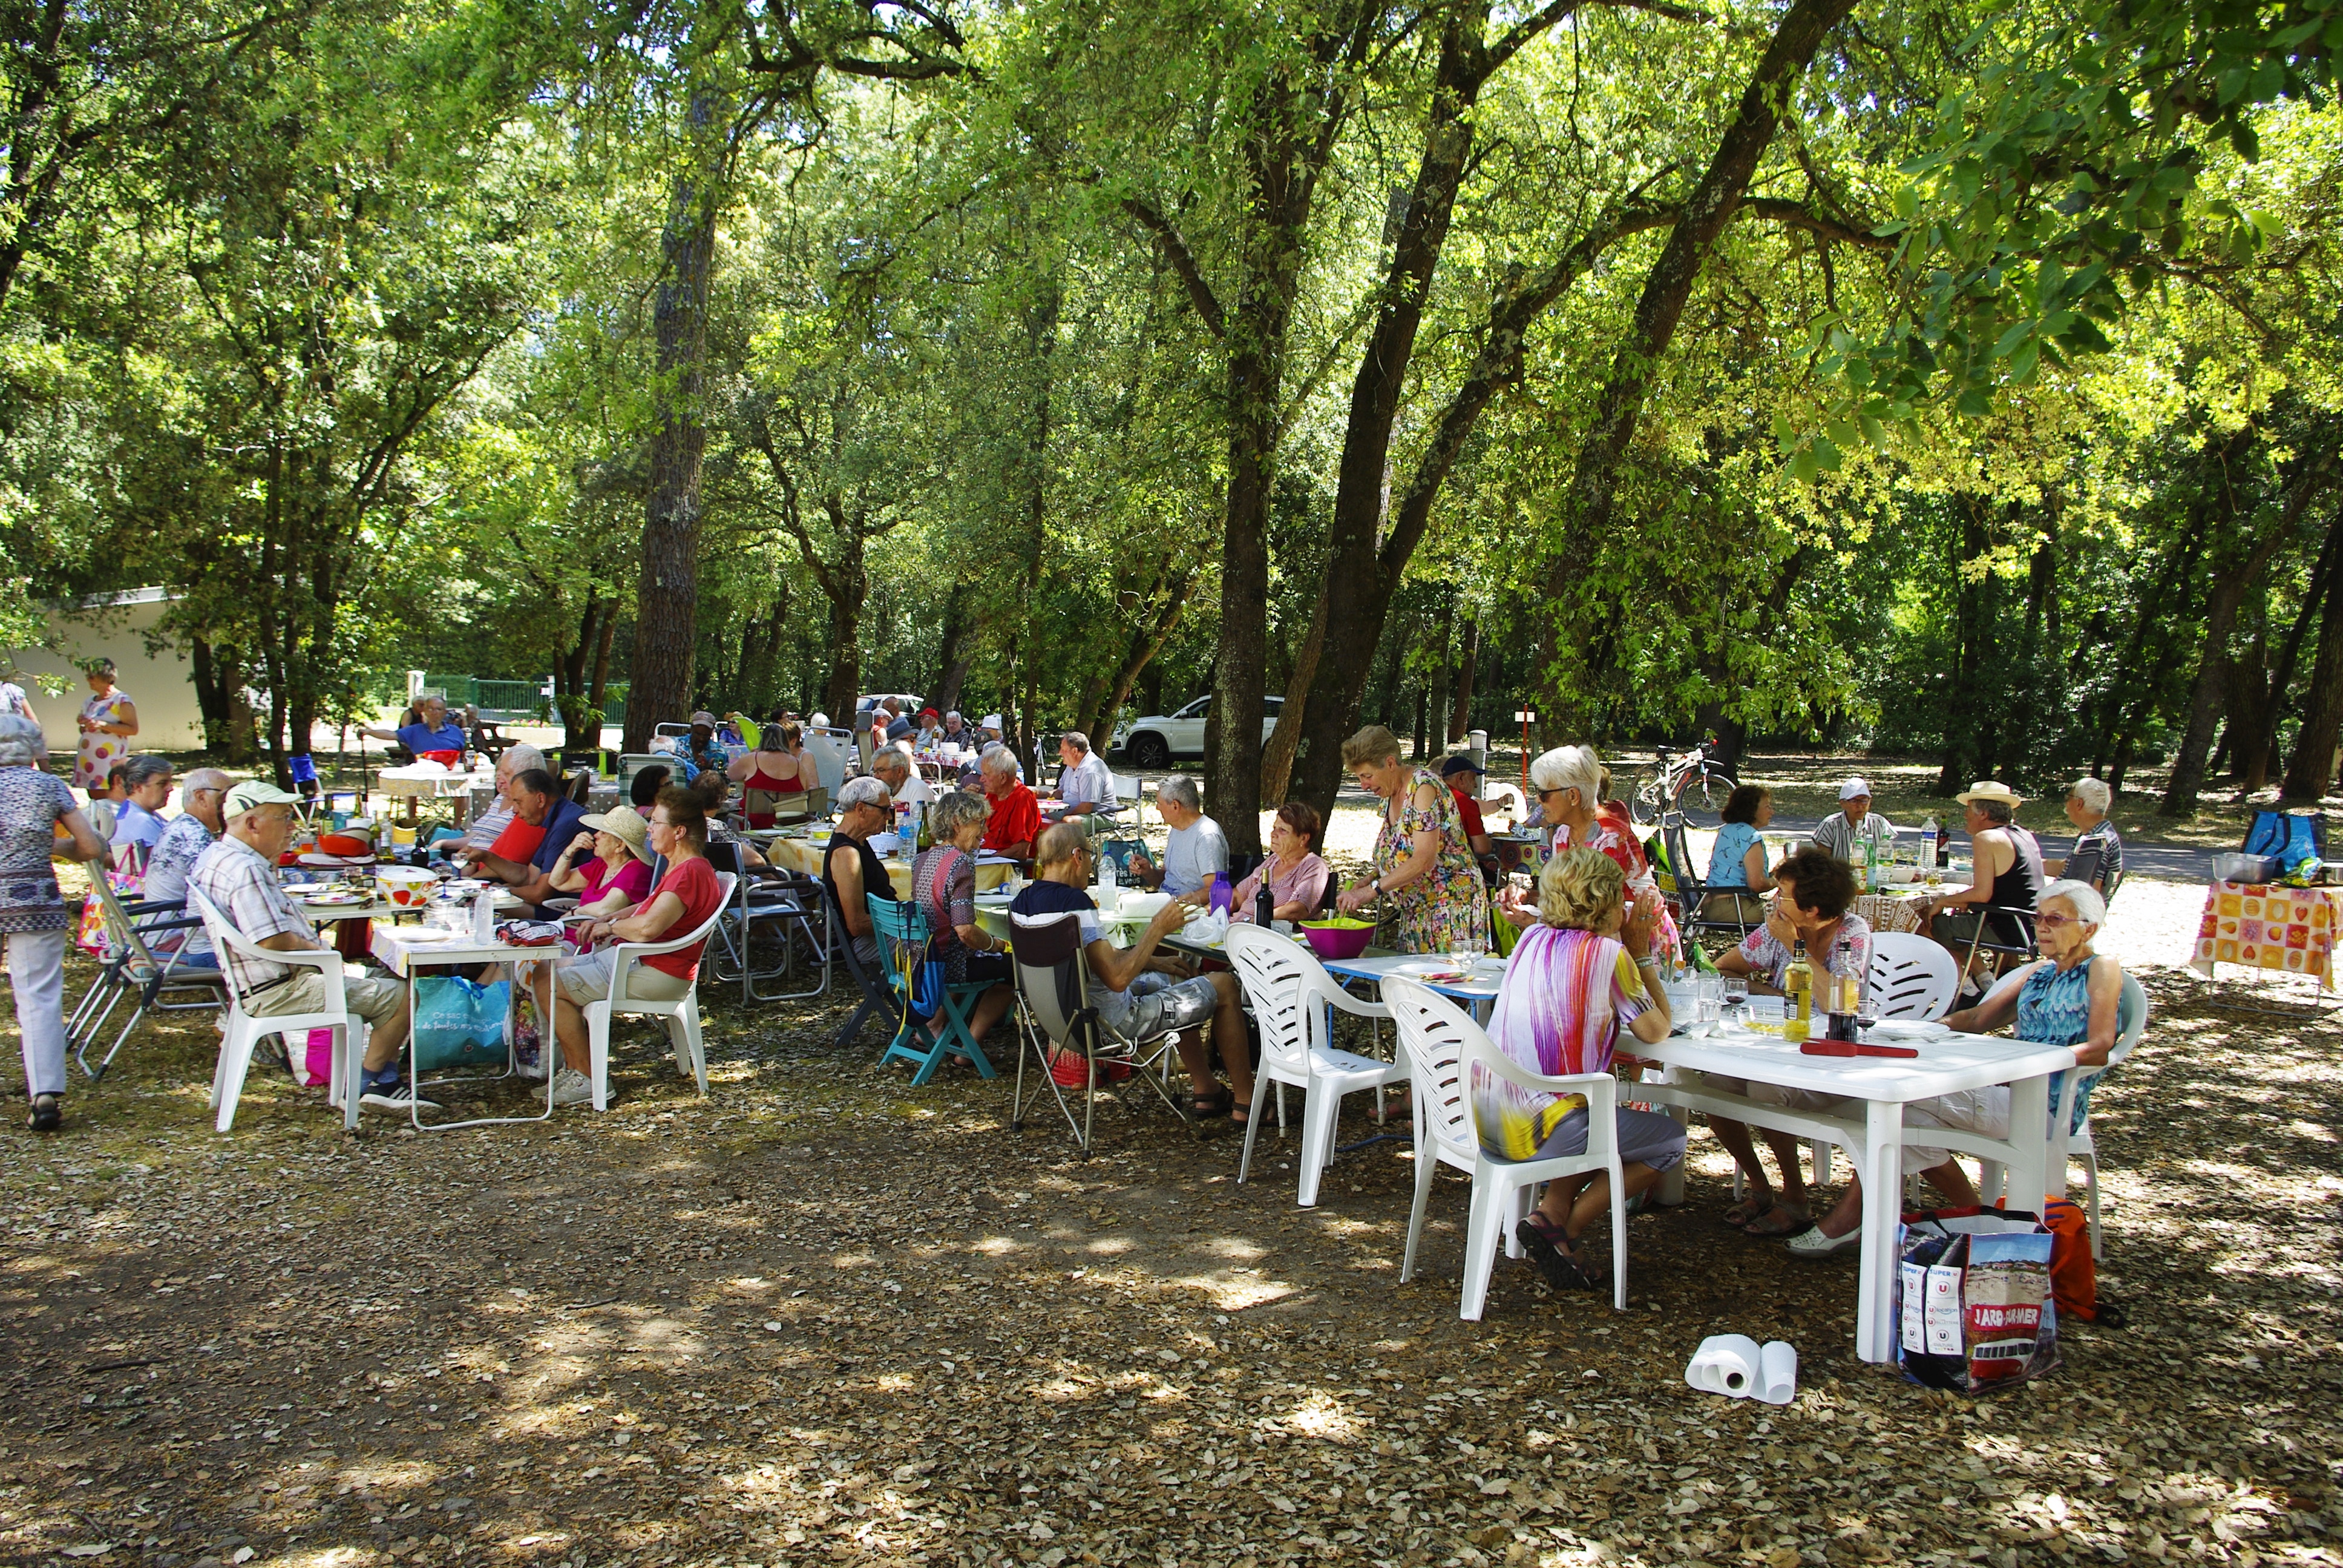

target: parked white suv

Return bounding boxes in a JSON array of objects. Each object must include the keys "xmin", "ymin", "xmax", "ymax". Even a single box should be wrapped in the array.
[{"xmin": 1110, "ymin": 695, "xmax": 1283, "ymax": 768}]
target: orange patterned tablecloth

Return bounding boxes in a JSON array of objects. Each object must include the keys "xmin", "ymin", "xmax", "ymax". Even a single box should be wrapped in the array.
[{"xmin": 2191, "ymin": 881, "xmax": 2338, "ymax": 988}]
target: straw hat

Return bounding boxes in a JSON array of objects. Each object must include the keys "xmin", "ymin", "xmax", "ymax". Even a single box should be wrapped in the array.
[
  {"xmin": 1953, "ymin": 781, "xmax": 2024, "ymax": 808},
  {"xmin": 580, "ymin": 805, "xmax": 652, "ymax": 861}
]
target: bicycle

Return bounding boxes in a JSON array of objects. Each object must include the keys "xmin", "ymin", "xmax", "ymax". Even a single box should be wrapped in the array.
[{"xmin": 1631, "ymin": 736, "xmax": 1737, "ymax": 825}]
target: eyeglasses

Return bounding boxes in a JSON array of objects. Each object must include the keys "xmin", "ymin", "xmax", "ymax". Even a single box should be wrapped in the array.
[{"xmin": 2035, "ymin": 912, "xmax": 2083, "ymax": 930}]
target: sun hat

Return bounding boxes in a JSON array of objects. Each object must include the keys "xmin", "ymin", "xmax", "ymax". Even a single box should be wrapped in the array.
[
  {"xmin": 1439, "ymin": 755, "xmax": 1486, "ymax": 779},
  {"xmin": 1838, "ymin": 777, "xmax": 1872, "ymax": 800},
  {"xmin": 1954, "ymin": 780, "xmax": 2025, "ymax": 808},
  {"xmin": 579, "ymin": 805, "xmax": 652, "ymax": 861},
  {"xmin": 222, "ymin": 779, "xmax": 303, "ymax": 819},
  {"xmin": 980, "ymin": 713, "xmax": 1003, "ymax": 732}
]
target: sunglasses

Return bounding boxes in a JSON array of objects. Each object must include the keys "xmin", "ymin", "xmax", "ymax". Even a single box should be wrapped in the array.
[{"xmin": 2034, "ymin": 912, "xmax": 2084, "ymax": 930}]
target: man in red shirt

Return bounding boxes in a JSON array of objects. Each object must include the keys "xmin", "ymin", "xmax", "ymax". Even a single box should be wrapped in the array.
[
  {"xmin": 978, "ymin": 743, "xmax": 1041, "ymax": 862},
  {"xmin": 1441, "ymin": 754, "xmax": 1500, "ymax": 882}
]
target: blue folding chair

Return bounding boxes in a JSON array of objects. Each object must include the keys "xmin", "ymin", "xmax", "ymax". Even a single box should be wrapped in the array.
[
  {"xmin": 287, "ymin": 754, "xmax": 323, "ymax": 821},
  {"xmin": 867, "ymin": 894, "xmax": 1000, "ymax": 1086}
]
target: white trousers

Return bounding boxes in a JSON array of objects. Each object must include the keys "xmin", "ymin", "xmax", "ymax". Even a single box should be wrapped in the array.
[{"xmin": 5, "ymin": 928, "xmax": 70, "ymax": 1098}]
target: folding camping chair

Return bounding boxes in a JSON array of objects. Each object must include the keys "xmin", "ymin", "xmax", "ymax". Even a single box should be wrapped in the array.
[
  {"xmin": 1007, "ymin": 909, "xmax": 1197, "ymax": 1154},
  {"xmin": 68, "ymin": 879, "xmax": 228, "ymax": 1080},
  {"xmin": 868, "ymin": 896, "xmax": 1000, "ymax": 1086}
]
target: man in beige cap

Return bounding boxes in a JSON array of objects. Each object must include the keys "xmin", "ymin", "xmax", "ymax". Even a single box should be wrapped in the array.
[
  {"xmin": 189, "ymin": 780, "xmax": 425, "ymax": 1114},
  {"xmin": 680, "ymin": 711, "xmax": 729, "ymax": 784},
  {"xmin": 1921, "ymin": 780, "xmax": 2045, "ymax": 981}
]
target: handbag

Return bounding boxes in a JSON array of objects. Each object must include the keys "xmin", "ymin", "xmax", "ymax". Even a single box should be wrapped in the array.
[{"xmin": 411, "ymin": 974, "xmax": 511, "ymax": 1071}]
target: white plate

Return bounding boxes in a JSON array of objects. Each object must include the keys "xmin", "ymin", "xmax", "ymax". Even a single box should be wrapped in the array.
[
  {"xmin": 298, "ymin": 852, "xmax": 372, "ymax": 868},
  {"xmin": 1868, "ymin": 1019, "xmax": 1952, "ymax": 1040}
]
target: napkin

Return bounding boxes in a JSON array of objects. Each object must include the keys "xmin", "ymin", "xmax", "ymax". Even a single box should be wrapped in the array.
[
  {"xmin": 1181, "ymin": 908, "xmax": 1230, "ymax": 947},
  {"xmin": 1685, "ymin": 1335, "xmax": 1798, "ymax": 1403}
]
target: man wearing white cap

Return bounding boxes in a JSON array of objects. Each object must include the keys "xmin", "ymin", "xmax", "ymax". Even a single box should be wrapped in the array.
[
  {"xmin": 1810, "ymin": 777, "xmax": 1895, "ymax": 863},
  {"xmin": 189, "ymin": 780, "xmax": 425, "ymax": 1113}
]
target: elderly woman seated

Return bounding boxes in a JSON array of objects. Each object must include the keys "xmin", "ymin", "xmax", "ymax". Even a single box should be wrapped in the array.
[
  {"xmin": 1484, "ymin": 847, "xmax": 1683, "ymax": 1291},
  {"xmin": 1228, "ymin": 801, "xmax": 1331, "ymax": 923},
  {"xmin": 544, "ymin": 806, "xmax": 656, "ymax": 918},
  {"xmin": 909, "ymin": 789, "xmax": 1017, "ymax": 1049},
  {"xmin": 1779, "ymin": 878, "xmax": 2126, "ymax": 1258}
]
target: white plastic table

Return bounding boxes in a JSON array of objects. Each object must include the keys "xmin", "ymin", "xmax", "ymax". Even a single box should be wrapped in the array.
[
  {"xmin": 1323, "ymin": 952, "xmax": 1505, "ymax": 1019},
  {"xmin": 365, "ymin": 923, "xmax": 555, "ymax": 1132},
  {"xmin": 1633, "ymin": 1025, "xmax": 2076, "ymax": 1362}
]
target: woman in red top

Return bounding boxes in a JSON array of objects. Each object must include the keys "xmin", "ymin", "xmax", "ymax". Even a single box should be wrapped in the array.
[
  {"xmin": 726, "ymin": 722, "xmax": 818, "ymax": 826},
  {"xmin": 544, "ymin": 787, "xmax": 726, "ymax": 1108}
]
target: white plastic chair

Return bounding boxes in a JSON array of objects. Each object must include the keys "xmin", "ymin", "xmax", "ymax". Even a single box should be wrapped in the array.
[
  {"xmin": 1973, "ymin": 970, "xmax": 2147, "ymax": 1259},
  {"xmin": 1866, "ymin": 932, "xmax": 1960, "ymax": 1020},
  {"xmin": 1224, "ymin": 924, "xmax": 1403, "ymax": 1207},
  {"xmin": 186, "ymin": 886, "xmax": 365, "ymax": 1134},
  {"xmin": 578, "ymin": 872, "xmax": 736, "ymax": 1110},
  {"xmin": 1383, "ymin": 976, "xmax": 1629, "ymax": 1316}
]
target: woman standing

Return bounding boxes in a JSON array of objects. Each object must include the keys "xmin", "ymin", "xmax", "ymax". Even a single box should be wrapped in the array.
[
  {"xmin": 726, "ymin": 722, "xmax": 818, "ymax": 827},
  {"xmin": 1335, "ymin": 726, "xmax": 1487, "ymax": 956},
  {"xmin": 73, "ymin": 659, "xmax": 137, "ymax": 791},
  {"xmin": 1, "ymin": 714, "xmax": 106, "ymax": 1129}
]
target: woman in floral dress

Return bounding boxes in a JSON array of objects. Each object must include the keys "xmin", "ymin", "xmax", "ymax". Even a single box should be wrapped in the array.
[
  {"xmin": 1335, "ymin": 725, "xmax": 1489, "ymax": 955},
  {"xmin": 73, "ymin": 659, "xmax": 137, "ymax": 792}
]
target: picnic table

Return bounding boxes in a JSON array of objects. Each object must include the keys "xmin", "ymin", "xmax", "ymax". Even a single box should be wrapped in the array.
[
  {"xmin": 366, "ymin": 921, "xmax": 557, "ymax": 1133},
  {"xmin": 1636, "ymin": 1022, "xmax": 2074, "ymax": 1364}
]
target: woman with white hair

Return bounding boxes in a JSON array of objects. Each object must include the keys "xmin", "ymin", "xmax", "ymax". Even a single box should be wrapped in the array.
[
  {"xmin": 1784, "ymin": 879, "xmax": 2124, "ymax": 1258},
  {"xmin": 0, "ymin": 713, "xmax": 106, "ymax": 1129},
  {"xmin": 826, "ymin": 775, "xmax": 899, "ymax": 968},
  {"xmin": 2051, "ymin": 776, "xmax": 2122, "ymax": 900},
  {"xmin": 1502, "ymin": 745, "xmax": 1678, "ymax": 959}
]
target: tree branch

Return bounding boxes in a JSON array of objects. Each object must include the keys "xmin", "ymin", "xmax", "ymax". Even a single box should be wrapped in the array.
[{"xmin": 1122, "ymin": 197, "xmax": 1225, "ymax": 338}]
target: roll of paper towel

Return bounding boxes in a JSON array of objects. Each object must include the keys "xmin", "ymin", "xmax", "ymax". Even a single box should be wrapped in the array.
[
  {"xmin": 1684, "ymin": 1335, "xmax": 1798, "ymax": 1403},
  {"xmin": 1684, "ymin": 1334, "xmax": 1761, "ymax": 1396}
]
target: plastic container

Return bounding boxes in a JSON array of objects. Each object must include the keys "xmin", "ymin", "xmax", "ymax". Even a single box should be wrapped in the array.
[
  {"xmin": 1298, "ymin": 919, "xmax": 1374, "ymax": 961},
  {"xmin": 375, "ymin": 866, "xmax": 440, "ymax": 908},
  {"xmin": 2211, "ymin": 852, "xmax": 2278, "ymax": 884}
]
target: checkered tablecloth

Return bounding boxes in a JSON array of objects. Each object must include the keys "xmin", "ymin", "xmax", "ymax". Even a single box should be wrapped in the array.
[{"xmin": 2192, "ymin": 881, "xmax": 2338, "ymax": 988}]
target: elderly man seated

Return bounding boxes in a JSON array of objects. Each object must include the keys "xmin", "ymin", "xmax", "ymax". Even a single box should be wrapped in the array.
[
  {"xmin": 455, "ymin": 743, "xmax": 547, "ymax": 849},
  {"xmin": 677, "ymin": 711, "xmax": 731, "ymax": 783},
  {"xmin": 189, "ymin": 781, "xmax": 423, "ymax": 1112},
  {"xmin": 140, "ymin": 767, "xmax": 232, "ymax": 964},
  {"xmin": 362, "ymin": 693, "xmax": 468, "ymax": 765},
  {"xmin": 111, "ymin": 755, "xmax": 176, "ymax": 860},
  {"xmin": 978, "ymin": 743, "xmax": 1040, "ymax": 861},
  {"xmin": 825, "ymin": 776, "xmax": 898, "ymax": 969},
  {"xmin": 455, "ymin": 768, "xmax": 589, "ymax": 917},
  {"xmin": 2050, "ymin": 776, "xmax": 2123, "ymax": 900},
  {"xmin": 1128, "ymin": 775, "xmax": 1227, "ymax": 901},
  {"xmin": 1810, "ymin": 776, "xmax": 1895, "ymax": 863},
  {"xmin": 1011, "ymin": 822, "xmax": 1254, "ymax": 1124},
  {"xmin": 870, "ymin": 746, "xmax": 934, "ymax": 814},
  {"xmin": 1046, "ymin": 731, "xmax": 1116, "ymax": 828}
]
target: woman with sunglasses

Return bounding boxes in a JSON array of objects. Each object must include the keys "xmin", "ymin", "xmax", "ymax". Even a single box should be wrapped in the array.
[
  {"xmin": 1501, "ymin": 745, "xmax": 1679, "ymax": 960},
  {"xmin": 1782, "ymin": 878, "xmax": 2123, "ymax": 1258}
]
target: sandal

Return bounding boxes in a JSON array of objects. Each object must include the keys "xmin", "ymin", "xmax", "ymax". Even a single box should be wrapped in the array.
[
  {"xmin": 1741, "ymin": 1203, "xmax": 1813, "ymax": 1238},
  {"xmin": 1187, "ymin": 1088, "xmax": 1234, "ymax": 1120},
  {"xmin": 1723, "ymin": 1191, "xmax": 1777, "ymax": 1227},
  {"xmin": 1515, "ymin": 1214, "xmax": 1596, "ymax": 1292}
]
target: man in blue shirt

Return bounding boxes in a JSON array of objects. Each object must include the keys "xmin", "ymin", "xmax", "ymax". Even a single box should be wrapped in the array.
[
  {"xmin": 364, "ymin": 693, "xmax": 468, "ymax": 763},
  {"xmin": 464, "ymin": 768, "xmax": 589, "ymax": 918},
  {"xmin": 677, "ymin": 711, "xmax": 731, "ymax": 783}
]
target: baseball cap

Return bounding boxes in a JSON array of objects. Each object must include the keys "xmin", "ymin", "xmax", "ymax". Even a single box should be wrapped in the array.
[
  {"xmin": 1838, "ymin": 777, "xmax": 1872, "ymax": 801},
  {"xmin": 1439, "ymin": 755, "xmax": 1486, "ymax": 780},
  {"xmin": 222, "ymin": 779, "xmax": 303, "ymax": 819}
]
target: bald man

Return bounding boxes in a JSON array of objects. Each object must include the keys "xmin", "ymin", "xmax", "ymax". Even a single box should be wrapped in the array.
[{"xmin": 140, "ymin": 767, "xmax": 234, "ymax": 965}]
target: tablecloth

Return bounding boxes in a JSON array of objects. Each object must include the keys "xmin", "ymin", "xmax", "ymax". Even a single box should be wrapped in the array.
[
  {"xmin": 2192, "ymin": 880, "xmax": 2338, "ymax": 988},
  {"xmin": 1850, "ymin": 889, "xmax": 1934, "ymax": 935}
]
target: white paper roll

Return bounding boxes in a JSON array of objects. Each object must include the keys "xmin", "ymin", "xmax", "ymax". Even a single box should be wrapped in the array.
[
  {"xmin": 1684, "ymin": 1334, "xmax": 1762, "ymax": 1396},
  {"xmin": 1757, "ymin": 1340, "xmax": 1798, "ymax": 1405}
]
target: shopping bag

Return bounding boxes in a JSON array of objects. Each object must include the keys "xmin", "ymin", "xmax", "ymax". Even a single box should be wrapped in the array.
[
  {"xmin": 1997, "ymin": 1194, "xmax": 2098, "ymax": 1322},
  {"xmin": 411, "ymin": 975, "xmax": 510, "ymax": 1070},
  {"xmin": 1894, "ymin": 1207, "xmax": 2060, "ymax": 1394}
]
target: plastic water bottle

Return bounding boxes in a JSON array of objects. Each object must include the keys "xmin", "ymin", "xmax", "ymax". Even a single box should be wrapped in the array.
[
  {"xmin": 473, "ymin": 886, "xmax": 497, "ymax": 946},
  {"xmin": 1098, "ymin": 851, "xmax": 1118, "ymax": 894},
  {"xmin": 1919, "ymin": 815, "xmax": 1940, "ymax": 871}
]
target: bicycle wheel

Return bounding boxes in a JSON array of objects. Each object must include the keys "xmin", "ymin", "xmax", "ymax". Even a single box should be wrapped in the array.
[
  {"xmin": 1631, "ymin": 777, "xmax": 1665, "ymax": 826},
  {"xmin": 1673, "ymin": 766, "xmax": 1737, "ymax": 816}
]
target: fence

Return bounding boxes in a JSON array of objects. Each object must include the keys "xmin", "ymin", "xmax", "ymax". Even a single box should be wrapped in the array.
[{"xmin": 420, "ymin": 676, "xmax": 627, "ymax": 729}]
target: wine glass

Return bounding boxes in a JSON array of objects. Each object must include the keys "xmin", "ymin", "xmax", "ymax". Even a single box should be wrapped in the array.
[
  {"xmin": 1448, "ymin": 944, "xmax": 1475, "ymax": 976},
  {"xmin": 1721, "ymin": 975, "xmax": 1749, "ymax": 1025}
]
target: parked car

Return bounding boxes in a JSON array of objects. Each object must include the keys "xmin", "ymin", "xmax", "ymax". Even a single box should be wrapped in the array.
[{"xmin": 1110, "ymin": 695, "xmax": 1283, "ymax": 768}]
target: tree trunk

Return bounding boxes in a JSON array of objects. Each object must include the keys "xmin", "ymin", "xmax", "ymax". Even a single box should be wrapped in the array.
[
  {"xmin": 821, "ymin": 529, "xmax": 867, "ymax": 723},
  {"xmin": 589, "ymin": 604, "xmax": 617, "ymax": 743},
  {"xmin": 189, "ymin": 637, "xmax": 255, "ymax": 764},
  {"xmin": 1448, "ymin": 617, "xmax": 1480, "ymax": 743},
  {"xmin": 1530, "ymin": 0, "xmax": 1858, "ymax": 738},
  {"xmin": 2283, "ymin": 522, "xmax": 2343, "ymax": 801},
  {"xmin": 2246, "ymin": 508, "xmax": 2341, "ymax": 791},
  {"xmin": 2163, "ymin": 445, "xmax": 2335, "ymax": 814},
  {"xmin": 933, "ymin": 581, "xmax": 975, "ymax": 717},
  {"xmin": 625, "ymin": 95, "xmax": 720, "ymax": 753},
  {"xmin": 1259, "ymin": 586, "xmax": 1328, "ymax": 805}
]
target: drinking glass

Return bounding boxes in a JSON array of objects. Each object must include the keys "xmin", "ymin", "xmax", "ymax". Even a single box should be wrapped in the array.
[
  {"xmin": 1696, "ymin": 974, "xmax": 1722, "ymax": 1027},
  {"xmin": 1449, "ymin": 945, "xmax": 1476, "ymax": 976}
]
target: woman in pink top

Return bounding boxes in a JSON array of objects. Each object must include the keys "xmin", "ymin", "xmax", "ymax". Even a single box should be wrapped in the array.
[
  {"xmin": 546, "ymin": 806, "xmax": 656, "ymax": 920},
  {"xmin": 1228, "ymin": 801, "xmax": 1332, "ymax": 923}
]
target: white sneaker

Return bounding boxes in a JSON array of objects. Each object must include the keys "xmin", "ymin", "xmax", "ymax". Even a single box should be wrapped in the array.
[
  {"xmin": 549, "ymin": 1067, "xmax": 597, "ymax": 1108},
  {"xmin": 359, "ymin": 1082, "xmax": 441, "ymax": 1115}
]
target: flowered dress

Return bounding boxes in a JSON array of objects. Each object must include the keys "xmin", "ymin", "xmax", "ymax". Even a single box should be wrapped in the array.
[
  {"xmin": 74, "ymin": 687, "xmax": 132, "ymax": 790},
  {"xmin": 1559, "ymin": 804, "xmax": 1682, "ymax": 960},
  {"xmin": 1374, "ymin": 768, "xmax": 1489, "ymax": 955}
]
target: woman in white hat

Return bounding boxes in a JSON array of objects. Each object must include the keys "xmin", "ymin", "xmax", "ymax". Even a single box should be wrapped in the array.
[
  {"xmin": 1921, "ymin": 780, "xmax": 2044, "ymax": 977},
  {"xmin": 547, "ymin": 805, "xmax": 655, "ymax": 920}
]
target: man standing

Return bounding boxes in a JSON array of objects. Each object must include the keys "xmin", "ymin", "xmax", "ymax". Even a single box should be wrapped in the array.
[
  {"xmin": 1810, "ymin": 777, "xmax": 1896, "ymax": 863},
  {"xmin": 978, "ymin": 744, "xmax": 1041, "ymax": 862},
  {"xmin": 189, "ymin": 781, "xmax": 422, "ymax": 1112},
  {"xmin": 142, "ymin": 767, "xmax": 232, "ymax": 964},
  {"xmin": 362, "ymin": 693, "xmax": 468, "ymax": 765},
  {"xmin": 1047, "ymin": 731, "xmax": 1118, "ymax": 825},
  {"xmin": 1129, "ymin": 776, "xmax": 1228, "ymax": 900}
]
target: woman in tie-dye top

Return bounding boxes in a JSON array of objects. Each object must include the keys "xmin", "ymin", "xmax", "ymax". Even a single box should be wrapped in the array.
[{"xmin": 1480, "ymin": 847, "xmax": 1687, "ymax": 1291}]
